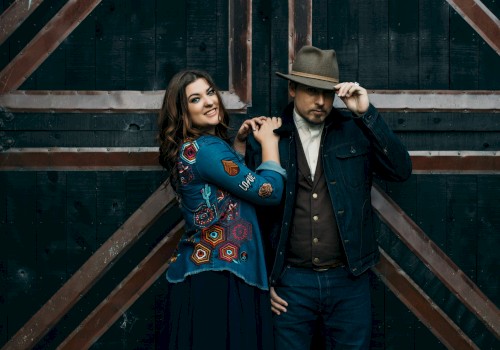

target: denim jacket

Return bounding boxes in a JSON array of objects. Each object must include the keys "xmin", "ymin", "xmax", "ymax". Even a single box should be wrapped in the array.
[
  {"xmin": 246, "ymin": 103, "xmax": 412, "ymax": 284},
  {"xmin": 167, "ymin": 135, "xmax": 286, "ymax": 290}
]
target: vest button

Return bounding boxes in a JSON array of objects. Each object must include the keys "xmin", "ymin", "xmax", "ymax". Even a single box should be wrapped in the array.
[
  {"xmin": 312, "ymin": 193, "xmax": 318, "ymax": 199},
  {"xmin": 313, "ymin": 215, "xmax": 319, "ymax": 221},
  {"xmin": 313, "ymin": 238, "xmax": 319, "ymax": 244},
  {"xmin": 313, "ymin": 257, "xmax": 320, "ymax": 263}
]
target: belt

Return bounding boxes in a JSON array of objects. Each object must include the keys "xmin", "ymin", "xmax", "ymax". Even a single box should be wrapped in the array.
[{"xmin": 312, "ymin": 261, "xmax": 344, "ymax": 272}]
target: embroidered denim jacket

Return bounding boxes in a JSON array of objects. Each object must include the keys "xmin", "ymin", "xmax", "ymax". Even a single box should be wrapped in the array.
[{"xmin": 166, "ymin": 135, "xmax": 286, "ymax": 290}]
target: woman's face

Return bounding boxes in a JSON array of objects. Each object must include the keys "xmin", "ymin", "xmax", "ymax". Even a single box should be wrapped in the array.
[{"xmin": 185, "ymin": 78, "xmax": 220, "ymax": 134}]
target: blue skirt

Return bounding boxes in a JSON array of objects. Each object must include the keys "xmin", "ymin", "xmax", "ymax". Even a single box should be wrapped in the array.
[{"xmin": 158, "ymin": 270, "xmax": 274, "ymax": 350}]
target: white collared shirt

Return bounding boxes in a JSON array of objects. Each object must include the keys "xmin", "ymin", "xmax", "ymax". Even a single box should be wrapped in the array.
[{"xmin": 293, "ymin": 109, "xmax": 324, "ymax": 181}]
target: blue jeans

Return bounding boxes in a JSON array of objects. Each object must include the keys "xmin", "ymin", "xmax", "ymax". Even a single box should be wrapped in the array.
[{"xmin": 273, "ymin": 265, "xmax": 371, "ymax": 350}]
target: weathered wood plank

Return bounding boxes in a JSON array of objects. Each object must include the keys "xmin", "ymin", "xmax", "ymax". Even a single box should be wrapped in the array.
[
  {"xmin": 0, "ymin": 0, "xmax": 103, "ymax": 93},
  {"xmin": 0, "ymin": 181, "xmax": 176, "ymax": 350},
  {"xmin": 56, "ymin": 221, "xmax": 184, "ymax": 349},
  {"xmin": 373, "ymin": 249, "xmax": 479, "ymax": 350},
  {"xmin": 419, "ymin": 0, "xmax": 450, "ymax": 89},
  {"xmin": 388, "ymin": 0, "xmax": 419, "ymax": 89},
  {"xmin": 371, "ymin": 183, "xmax": 500, "ymax": 338},
  {"xmin": 0, "ymin": 0, "xmax": 45, "ymax": 46}
]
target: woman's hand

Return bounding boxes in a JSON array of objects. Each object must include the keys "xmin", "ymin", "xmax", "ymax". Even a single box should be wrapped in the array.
[
  {"xmin": 233, "ymin": 116, "xmax": 267, "ymax": 155},
  {"xmin": 253, "ymin": 117, "xmax": 282, "ymax": 165}
]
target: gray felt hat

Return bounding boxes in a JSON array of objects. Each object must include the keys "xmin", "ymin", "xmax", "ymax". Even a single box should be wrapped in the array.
[{"xmin": 276, "ymin": 46, "xmax": 339, "ymax": 91}]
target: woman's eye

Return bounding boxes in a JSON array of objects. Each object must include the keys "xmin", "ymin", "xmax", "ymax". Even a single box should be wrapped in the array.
[
  {"xmin": 207, "ymin": 88, "xmax": 215, "ymax": 95},
  {"xmin": 190, "ymin": 97, "xmax": 200, "ymax": 103}
]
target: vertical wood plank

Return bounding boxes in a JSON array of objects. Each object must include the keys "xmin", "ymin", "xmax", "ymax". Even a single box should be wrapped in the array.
[
  {"xmin": 417, "ymin": 175, "xmax": 447, "ymax": 250},
  {"xmin": 250, "ymin": 0, "xmax": 272, "ymax": 116},
  {"xmin": 311, "ymin": 0, "xmax": 327, "ymax": 48},
  {"xmin": 270, "ymin": 0, "xmax": 289, "ymax": 116},
  {"xmin": 327, "ymin": 0, "xmax": 359, "ymax": 83},
  {"xmin": 478, "ymin": 40, "xmax": 500, "ymax": 90},
  {"xmin": 450, "ymin": 9, "xmax": 479, "ymax": 89},
  {"xmin": 186, "ymin": 0, "xmax": 218, "ymax": 76},
  {"xmin": 95, "ymin": 1, "xmax": 127, "ymax": 89},
  {"xmin": 388, "ymin": 0, "xmax": 419, "ymax": 89},
  {"xmin": 4, "ymin": 172, "xmax": 38, "ymax": 336},
  {"xmin": 419, "ymin": 0, "xmax": 450, "ymax": 89},
  {"xmin": 67, "ymin": 172, "xmax": 97, "ymax": 274},
  {"xmin": 358, "ymin": 0, "xmax": 389, "ymax": 89},
  {"xmin": 155, "ymin": 0, "xmax": 187, "ymax": 87},
  {"xmin": 215, "ymin": 0, "xmax": 228, "ymax": 90},
  {"xmin": 477, "ymin": 175, "xmax": 500, "ymax": 306},
  {"xmin": 446, "ymin": 176, "xmax": 477, "ymax": 280},
  {"xmin": 125, "ymin": 0, "xmax": 155, "ymax": 90}
]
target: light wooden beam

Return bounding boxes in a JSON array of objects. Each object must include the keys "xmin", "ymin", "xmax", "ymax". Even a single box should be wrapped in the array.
[
  {"xmin": 0, "ymin": 0, "xmax": 103, "ymax": 93},
  {"xmin": 0, "ymin": 0, "xmax": 45, "ymax": 45},
  {"xmin": 446, "ymin": 0, "xmax": 500, "ymax": 55},
  {"xmin": 0, "ymin": 90, "xmax": 498, "ymax": 113}
]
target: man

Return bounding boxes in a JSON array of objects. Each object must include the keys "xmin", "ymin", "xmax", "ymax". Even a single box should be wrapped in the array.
[{"xmin": 246, "ymin": 46, "xmax": 412, "ymax": 349}]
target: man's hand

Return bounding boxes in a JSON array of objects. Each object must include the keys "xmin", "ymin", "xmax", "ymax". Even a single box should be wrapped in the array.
[
  {"xmin": 334, "ymin": 82, "xmax": 370, "ymax": 116},
  {"xmin": 270, "ymin": 286, "xmax": 288, "ymax": 315}
]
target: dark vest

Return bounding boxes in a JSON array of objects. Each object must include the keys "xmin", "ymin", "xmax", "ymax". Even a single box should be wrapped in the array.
[{"xmin": 286, "ymin": 134, "xmax": 345, "ymax": 268}]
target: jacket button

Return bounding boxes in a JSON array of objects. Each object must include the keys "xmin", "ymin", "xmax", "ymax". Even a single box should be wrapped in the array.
[
  {"xmin": 313, "ymin": 257, "xmax": 320, "ymax": 263},
  {"xmin": 312, "ymin": 193, "xmax": 318, "ymax": 199},
  {"xmin": 313, "ymin": 215, "xmax": 319, "ymax": 221},
  {"xmin": 313, "ymin": 238, "xmax": 319, "ymax": 244}
]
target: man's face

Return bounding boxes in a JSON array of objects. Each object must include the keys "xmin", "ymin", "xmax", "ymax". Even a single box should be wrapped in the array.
[{"xmin": 290, "ymin": 83, "xmax": 335, "ymax": 125}]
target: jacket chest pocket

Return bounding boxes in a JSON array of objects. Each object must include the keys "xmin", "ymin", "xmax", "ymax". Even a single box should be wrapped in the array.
[{"xmin": 334, "ymin": 143, "xmax": 370, "ymax": 190}]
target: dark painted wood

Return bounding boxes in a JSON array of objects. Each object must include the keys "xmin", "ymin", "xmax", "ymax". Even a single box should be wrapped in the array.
[
  {"xmin": 269, "ymin": 0, "xmax": 289, "ymax": 116},
  {"xmin": 419, "ymin": 0, "xmax": 450, "ymax": 89},
  {"xmin": 388, "ymin": 0, "xmax": 419, "ymax": 89},
  {"xmin": 155, "ymin": 0, "xmax": 186, "ymax": 88},
  {"xmin": 326, "ymin": 0, "xmax": 359, "ymax": 83},
  {"xmin": 249, "ymin": 0, "xmax": 272, "ymax": 116},
  {"xmin": 186, "ymin": 0, "xmax": 218, "ymax": 76},
  {"xmin": 95, "ymin": 1, "xmax": 127, "ymax": 90},
  {"xmin": 450, "ymin": 9, "xmax": 479, "ymax": 89},
  {"xmin": 477, "ymin": 176, "xmax": 500, "ymax": 306},
  {"xmin": 358, "ymin": 0, "xmax": 388, "ymax": 89}
]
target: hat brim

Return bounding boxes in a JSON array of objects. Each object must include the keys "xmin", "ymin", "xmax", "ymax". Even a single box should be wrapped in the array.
[{"xmin": 275, "ymin": 72, "xmax": 337, "ymax": 91}]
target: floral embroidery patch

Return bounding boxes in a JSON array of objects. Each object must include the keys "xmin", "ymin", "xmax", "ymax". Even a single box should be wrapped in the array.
[
  {"xmin": 177, "ymin": 162, "xmax": 194, "ymax": 185},
  {"xmin": 258, "ymin": 183, "xmax": 273, "ymax": 198},
  {"xmin": 220, "ymin": 199, "xmax": 240, "ymax": 223},
  {"xmin": 221, "ymin": 159, "xmax": 240, "ymax": 176},
  {"xmin": 193, "ymin": 204, "xmax": 217, "ymax": 227}
]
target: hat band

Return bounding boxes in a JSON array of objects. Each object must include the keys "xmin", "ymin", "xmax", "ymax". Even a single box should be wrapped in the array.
[{"xmin": 291, "ymin": 70, "xmax": 338, "ymax": 84}]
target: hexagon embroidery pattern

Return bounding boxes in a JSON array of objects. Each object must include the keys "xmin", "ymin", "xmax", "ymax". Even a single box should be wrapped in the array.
[
  {"xmin": 180, "ymin": 141, "xmax": 199, "ymax": 164},
  {"xmin": 202, "ymin": 225, "xmax": 226, "ymax": 247},
  {"xmin": 190, "ymin": 243, "xmax": 211, "ymax": 265},
  {"xmin": 219, "ymin": 242, "xmax": 239, "ymax": 262}
]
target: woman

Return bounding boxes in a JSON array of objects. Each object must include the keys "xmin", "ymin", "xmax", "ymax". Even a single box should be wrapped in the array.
[{"xmin": 157, "ymin": 69, "xmax": 285, "ymax": 349}]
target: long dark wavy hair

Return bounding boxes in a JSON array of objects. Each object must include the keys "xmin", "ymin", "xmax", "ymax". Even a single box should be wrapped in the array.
[{"xmin": 157, "ymin": 69, "xmax": 230, "ymax": 186}]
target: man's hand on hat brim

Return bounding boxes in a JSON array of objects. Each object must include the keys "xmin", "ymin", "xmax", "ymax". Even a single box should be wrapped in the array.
[{"xmin": 334, "ymin": 82, "xmax": 370, "ymax": 116}]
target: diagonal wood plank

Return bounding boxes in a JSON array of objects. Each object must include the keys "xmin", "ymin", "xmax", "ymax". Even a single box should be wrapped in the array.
[
  {"xmin": 446, "ymin": 0, "xmax": 500, "ymax": 55},
  {"xmin": 0, "ymin": 0, "xmax": 45, "ymax": 45},
  {"xmin": 371, "ymin": 183, "xmax": 500, "ymax": 338},
  {"xmin": 372, "ymin": 249, "xmax": 479, "ymax": 350},
  {"xmin": 0, "ymin": 0, "xmax": 102, "ymax": 93},
  {"xmin": 57, "ymin": 220, "xmax": 185, "ymax": 349},
  {"xmin": 0, "ymin": 181, "xmax": 176, "ymax": 350}
]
